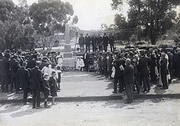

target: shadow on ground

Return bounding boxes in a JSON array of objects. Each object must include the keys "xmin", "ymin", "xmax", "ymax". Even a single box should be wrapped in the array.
[
  {"xmin": 153, "ymin": 86, "xmax": 167, "ymax": 94},
  {"xmin": 102, "ymin": 98, "xmax": 165, "ymax": 109},
  {"xmin": 0, "ymin": 103, "xmax": 47, "ymax": 118}
]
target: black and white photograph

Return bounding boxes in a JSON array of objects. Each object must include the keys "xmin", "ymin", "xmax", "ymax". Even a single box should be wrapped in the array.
[{"xmin": 0, "ymin": 0, "xmax": 180, "ymax": 126}]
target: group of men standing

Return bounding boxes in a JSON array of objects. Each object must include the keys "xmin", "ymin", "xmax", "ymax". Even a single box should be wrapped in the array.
[
  {"xmin": 111, "ymin": 48, "xmax": 177, "ymax": 103},
  {"xmin": 79, "ymin": 33, "xmax": 115, "ymax": 52},
  {"xmin": 83, "ymin": 45, "xmax": 178, "ymax": 103},
  {"xmin": 0, "ymin": 50, "xmax": 61, "ymax": 108}
]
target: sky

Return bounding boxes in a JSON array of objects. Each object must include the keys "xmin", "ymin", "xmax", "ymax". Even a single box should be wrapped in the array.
[
  {"xmin": 13, "ymin": 0, "xmax": 179, "ymax": 30},
  {"xmin": 13, "ymin": 0, "xmax": 129, "ymax": 30}
]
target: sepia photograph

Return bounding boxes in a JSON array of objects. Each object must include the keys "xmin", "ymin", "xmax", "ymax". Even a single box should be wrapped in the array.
[{"xmin": 0, "ymin": 0, "xmax": 180, "ymax": 126}]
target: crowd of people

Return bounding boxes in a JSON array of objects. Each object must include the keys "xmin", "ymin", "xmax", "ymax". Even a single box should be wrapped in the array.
[
  {"xmin": 85, "ymin": 47, "xmax": 179, "ymax": 103},
  {"xmin": 80, "ymin": 33, "xmax": 180, "ymax": 103},
  {"xmin": 0, "ymin": 50, "xmax": 62, "ymax": 108},
  {"xmin": 0, "ymin": 32, "xmax": 180, "ymax": 107}
]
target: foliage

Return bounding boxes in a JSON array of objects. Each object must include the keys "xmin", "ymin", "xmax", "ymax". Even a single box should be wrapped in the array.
[
  {"xmin": 112, "ymin": 0, "xmax": 180, "ymax": 44},
  {"xmin": 0, "ymin": 0, "xmax": 75, "ymax": 50},
  {"xmin": 29, "ymin": 0, "xmax": 74, "ymax": 36}
]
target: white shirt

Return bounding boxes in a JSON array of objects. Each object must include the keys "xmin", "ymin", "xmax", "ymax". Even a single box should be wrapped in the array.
[{"xmin": 41, "ymin": 66, "xmax": 49, "ymax": 75}]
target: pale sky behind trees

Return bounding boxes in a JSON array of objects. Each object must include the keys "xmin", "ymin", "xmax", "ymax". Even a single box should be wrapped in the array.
[{"xmin": 13, "ymin": 0, "xmax": 179, "ymax": 30}]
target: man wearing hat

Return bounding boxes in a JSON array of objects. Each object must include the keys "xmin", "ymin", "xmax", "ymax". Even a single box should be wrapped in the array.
[
  {"xmin": 1, "ymin": 53, "xmax": 10, "ymax": 92},
  {"xmin": 124, "ymin": 58, "xmax": 134, "ymax": 103},
  {"xmin": 139, "ymin": 52, "xmax": 150, "ymax": 92},
  {"xmin": 102, "ymin": 33, "xmax": 109, "ymax": 52},
  {"xmin": 79, "ymin": 34, "xmax": 85, "ymax": 52},
  {"xmin": 17, "ymin": 62, "xmax": 30, "ymax": 105},
  {"xmin": 29, "ymin": 61, "xmax": 43, "ymax": 109},
  {"xmin": 85, "ymin": 34, "xmax": 91, "ymax": 52}
]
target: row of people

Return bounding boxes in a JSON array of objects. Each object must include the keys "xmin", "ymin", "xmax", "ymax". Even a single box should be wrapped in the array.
[{"xmin": 79, "ymin": 33, "xmax": 115, "ymax": 52}]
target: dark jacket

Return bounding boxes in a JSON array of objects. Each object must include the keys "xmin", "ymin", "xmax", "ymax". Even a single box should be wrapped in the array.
[
  {"xmin": 27, "ymin": 59, "xmax": 36, "ymax": 69},
  {"xmin": 10, "ymin": 58, "xmax": 19, "ymax": 73},
  {"xmin": 1, "ymin": 57, "xmax": 9, "ymax": 77},
  {"xmin": 79, "ymin": 36, "xmax": 84, "ymax": 45},
  {"xmin": 114, "ymin": 58, "xmax": 125, "ymax": 78},
  {"xmin": 85, "ymin": 36, "xmax": 91, "ymax": 46},
  {"xmin": 160, "ymin": 58, "xmax": 168, "ymax": 75},
  {"xmin": 102, "ymin": 36, "xmax": 109, "ymax": 46},
  {"xmin": 17, "ymin": 67, "xmax": 30, "ymax": 89},
  {"xmin": 139, "ymin": 56, "xmax": 149, "ymax": 76},
  {"xmin": 109, "ymin": 36, "xmax": 115, "ymax": 45},
  {"xmin": 29, "ymin": 66, "xmax": 43, "ymax": 90},
  {"xmin": 124, "ymin": 64, "xmax": 134, "ymax": 85}
]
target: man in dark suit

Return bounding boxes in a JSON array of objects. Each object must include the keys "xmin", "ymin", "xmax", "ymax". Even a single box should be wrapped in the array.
[
  {"xmin": 139, "ymin": 53, "xmax": 150, "ymax": 92},
  {"xmin": 29, "ymin": 61, "xmax": 43, "ymax": 109},
  {"xmin": 102, "ymin": 33, "xmax": 109, "ymax": 52},
  {"xmin": 1, "ymin": 53, "xmax": 10, "ymax": 92},
  {"xmin": 79, "ymin": 34, "xmax": 85, "ymax": 52},
  {"xmin": 118, "ymin": 56, "xmax": 126, "ymax": 92},
  {"xmin": 113, "ymin": 55, "xmax": 125, "ymax": 93},
  {"xmin": 27, "ymin": 55, "xmax": 36, "ymax": 69},
  {"xmin": 85, "ymin": 34, "xmax": 91, "ymax": 52},
  {"xmin": 91, "ymin": 35, "xmax": 97, "ymax": 52},
  {"xmin": 97, "ymin": 34, "xmax": 103, "ymax": 51},
  {"xmin": 17, "ymin": 62, "xmax": 30, "ymax": 105},
  {"xmin": 10, "ymin": 55, "xmax": 20, "ymax": 92},
  {"xmin": 109, "ymin": 33, "xmax": 115, "ymax": 52},
  {"xmin": 84, "ymin": 52, "xmax": 90, "ymax": 71}
]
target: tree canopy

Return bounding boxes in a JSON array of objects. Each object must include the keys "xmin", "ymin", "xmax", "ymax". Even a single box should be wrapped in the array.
[
  {"xmin": 0, "ymin": 0, "xmax": 75, "ymax": 50},
  {"xmin": 112, "ymin": 0, "xmax": 180, "ymax": 44},
  {"xmin": 29, "ymin": 0, "xmax": 74, "ymax": 36}
]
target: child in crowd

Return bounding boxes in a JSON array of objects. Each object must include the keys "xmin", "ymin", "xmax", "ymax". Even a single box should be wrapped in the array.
[
  {"xmin": 76, "ymin": 57, "xmax": 85, "ymax": 71},
  {"xmin": 49, "ymin": 71, "xmax": 58, "ymax": 105}
]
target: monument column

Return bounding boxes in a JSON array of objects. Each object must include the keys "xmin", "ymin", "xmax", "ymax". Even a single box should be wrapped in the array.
[{"xmin": 64, "ymin": 24, "xmax": 72, "ymax": 52}]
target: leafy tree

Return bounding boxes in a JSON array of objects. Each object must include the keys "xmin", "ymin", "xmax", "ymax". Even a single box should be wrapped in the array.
[
  {"xmin": 0, "ymin": 0, "xmax": 76, "ymax": 50},
  {"xmin": 112, "ymin": 0, "xmax": 180, "ymax": 44},
  {"xmin": 0, "ymin": 20, "xmax": 8, "ymax": 50},
  {"xmin": 0, "ymin": 0, "xmax": 15, "ymax": 22},
  {"xmin": 114, "ymin": 14, "xmax": 134, "ymax": 41},
  {"xmin": 29, "ymin": 0, "xmax": 74, "ymax": 36},
  {"xmin": 0, "ymin": 0, "xmax": 35, "ymax": 50}
]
